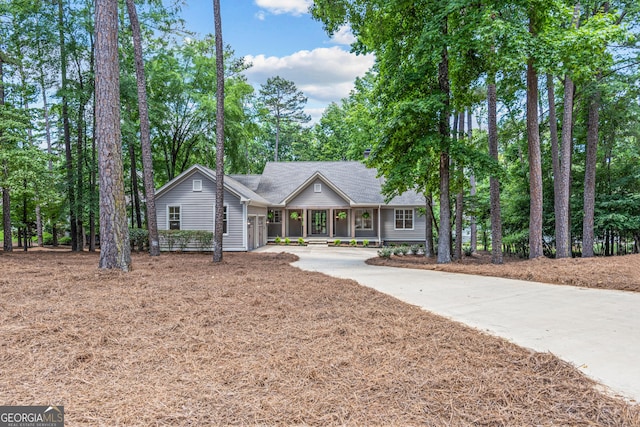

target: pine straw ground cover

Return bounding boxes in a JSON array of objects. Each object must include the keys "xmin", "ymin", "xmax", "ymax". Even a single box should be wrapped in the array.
[
  {"xmin": 367, "ymin": 252, "xmax": 640, "ymax": 293},
  {"xmin": 1, "ymin": 251, "xmax": 639, "ymax": 426}
]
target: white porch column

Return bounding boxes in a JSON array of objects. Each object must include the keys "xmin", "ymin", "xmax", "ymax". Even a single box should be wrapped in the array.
[
  {"xmin": 303, "ymin": 209, "xmax": 307, "ymax": 237},
  {"xmin": 281, "ymin": 209, "xmax": 286, "ymax": 237},
  {"xmin": 378, "ymin": 205, "xmax": 382, "ymax": 246},
  {"xmin": 329, "ymin": 208, "xmax": 334, "ymax": 237},
  {"xmin": 351, "ymin": 209, "xmax": 356, "ymax": 239}
]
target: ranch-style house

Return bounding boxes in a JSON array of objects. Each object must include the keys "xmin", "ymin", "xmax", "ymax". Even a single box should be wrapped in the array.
[{"xmin": 155, "ymin": 161, "xmax": 427, "ymax": 251}]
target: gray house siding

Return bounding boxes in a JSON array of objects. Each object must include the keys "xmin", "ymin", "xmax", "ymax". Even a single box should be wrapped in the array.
[
  {"xmin": 380, "ymin": 207, "xmax": 426, "ymax": 243},
  {"xmin": 156, "ymin": 170, "xmax": 246, "ymax": 251},
  {"xmin": 288, "ymin": 179, "xmax": 349, "ymax": 208},
  {"xmin": 156, "ymin": 163, "xmax": 428, "ymax": 251},
  {"xmin": 354, "ymin": 209, "xmax": 378, "ymax": 239}
]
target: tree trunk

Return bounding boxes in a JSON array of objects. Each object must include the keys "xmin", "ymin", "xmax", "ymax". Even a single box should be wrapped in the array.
[
  {"xmin": 96, "ymin": 0, "xmax": 131, "ymax": 271},
  {"xmin": 556, "ymin": 4, "xmax": 580, "ymax": 259},
  {"xmin": 22, "ymin": 185, "xmax": 28, "ymax": 251},
  {"xmin": 468, "ymin": 109, "xmax": 477, "ymax": 254},
  {"xmin": 437, "ymin": 23, "xmax": 451, "ymax": 264},
  {"xmin": 36, "ymin": 205, "xmax": 43, "ymax": 246},
  {"xmin": 274, "ymin": 116, "xmax": 280, "ymax": 162},
  {"xmin": 39, "ymin": 60, "xmax": 53, "ymax": 247},
  {"xmin": 89, "ymin": 118, "xmax": 97, "ymax": 252},
  {"xmin": 1, "ymin": 58, "xmax": 11, "ymax": 252},
  {"xmin": 424, "ymin": 194, "xmax": 434, "ymax": 257},
  {"xmin": 212, "ymin": 0, "xmax": 225, "ymax": 262},
  {"xmin": 128, "ymin": 138, "xmax": 142, "ymax": 228},
  {"xmin": 58, "ymin": 0, "xmax": 78, "ymax": 252},
  {"xmin": 76, "ymin": 95, "xmax": 85, "ymax": 250},
  {"xmin": 488, "ymin": 81, "xmax": 503, "ymax": 264},
  {"xmin": 424, "ymin": 198, "xmax": 434, "ymax": 257},
  {"xmin": 454, "ymin": 111, "xmax": 464, "ymax": 260},
  {"xmin": 126, "ymin": 0, "xmax": 160, "ymax": 256},
  {"xmin": 547, "ymin": 74, "xmax": 561, "ymax": 252},
  {"xmin": 39, "ymin": 69, "xmax": 54, "ymax": 172},
  {"xmin": 555, "ymin": 74, "xmax": 575, "ymax": 258},
  {"xmin": 582, "ymin": 88, "xmax": 600, "ymax": 257},
  {"xmin": 2, "ymin": 182, "xmax": 11, "ymax": 252},
  {"xmin": 526, "ymin": 14, "xmax": 544, "ymax": 259}
]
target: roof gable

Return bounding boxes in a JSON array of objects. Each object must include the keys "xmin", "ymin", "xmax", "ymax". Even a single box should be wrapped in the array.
[
  {"xmin": 255, "ymin": 161, "xmax": 424, "ymax": 206},
  {"xmin": 155, "ymin": 164, "xmax": 271, "ymax": 206},
  {"xmin": 282, "ymin": 171, "xmax": 353, "ymax": 205}
]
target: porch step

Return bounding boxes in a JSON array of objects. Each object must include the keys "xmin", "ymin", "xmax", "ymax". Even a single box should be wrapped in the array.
[{"xmin": 306, "ymin": 239, "xmax": 328, "ymax": 246}]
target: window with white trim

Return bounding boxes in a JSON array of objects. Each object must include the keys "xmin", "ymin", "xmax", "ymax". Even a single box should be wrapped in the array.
[
  {"xmin": 314, "ymin": 183, "xmax": 322, "ymax": 193},
  {"xmin": 355, "ymin": 208, "xmax": 373, "ymax": 230},
  {"xmin": 214, "ymin": 205, "xmax": 228, "ymax": 234},
  {"xmin": 193, "ymin": 179, "xmax": 202, "ymax": 191},
  {"xmin": 223, "ymin": 205, "xmax": 227, "ymax": 234},
  {"xmin": 268, "ymin": 209, "xmax": 282, "ymax": 223},
  {"xmin": 395, "ymin": 208, "xmax": 414, "ymax": 230},
  {"xmin": 168, "ymin": 206, "xmax": 181, "ymax": 230}
]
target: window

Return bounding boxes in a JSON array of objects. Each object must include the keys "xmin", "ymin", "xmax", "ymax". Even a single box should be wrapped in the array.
[
  {"xmin": 268, "ymin": 209, "xmax": 282, "ymax": 223},
  {"xmin": 395, "ymin": 209, "xmax": 414, "ymax": 230},
  {"xmin": 193, "ymin": 179, "xmax": 202, "ymax": 192},
  {"xmin": 314, "ymin": 183, "xmax": 322, "ymax": 193},
  {"xmin": 355, "ymin": 208, "xmax": 373, "ymax": 230},
  {"xmin": 168, "ymin": 206, "xmax": 181, "ymax": 230},
  {"xmin": 215, "ymin": 205, "xmax": 228, "ymax": 234},
  {"xmin": 223, "ymin": 206, "xmax": 228, "ymax": 234}
]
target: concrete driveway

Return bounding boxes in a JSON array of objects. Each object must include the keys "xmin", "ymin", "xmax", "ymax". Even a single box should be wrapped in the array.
[{"xmin": 258, "ymin": 245, "xmax": 640, "ymax": 402}]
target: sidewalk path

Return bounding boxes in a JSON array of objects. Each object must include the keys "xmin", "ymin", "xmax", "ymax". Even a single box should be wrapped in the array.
[{"xmin": 258, "ymin": 245, "xmax": 640, "ymax": 402}]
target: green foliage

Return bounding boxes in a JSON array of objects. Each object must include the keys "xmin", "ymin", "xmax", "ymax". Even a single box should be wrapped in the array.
[
  {"xmin": 129, "ymin": 228, "xmax": 149, "ymax": 252},
  {"xmin": 146, "ymin": 37, "xmax": 255, "ymax": 181},
  {"xmin": 393, "ymin": 245, "xmax": 409, "ymax": 256},
  {"xmin": 158, "ymin": 230, "xmax": 213, "ymax": 251},
  {"xmin": 377, "ymin": 247, "xmax": 393, "ymax": 258},
  {"xmin": 284, "ymin": 237, "xmax": 291, "ymax": 245},
  {"xmin": 349, "ymin": 239, "xmax": 357, "ymax": 246},
  {"xmin": 59, "ymin": 236, "xmax": 72, "ymax": 245},
  {"xmin": 362, "ymin": 239, "xmax": 369, "ymax": 247},
  {"xmin": 297, "ymin": 237, "xmax": 305, "ymax": 246},
  {"xmin": 333, "ymin": 239, "xmax": 341, "ymax": 246},
  {"xmin": 257, "ymin": 76, "xmax": 310, "ymax": 162},
  {"xmin": 274, "ymin": 236, "xmax": 281, "ymax": 244},
  {"xmin": 193, "ymin": 230, "xmax": 214, "ymax": 251}
]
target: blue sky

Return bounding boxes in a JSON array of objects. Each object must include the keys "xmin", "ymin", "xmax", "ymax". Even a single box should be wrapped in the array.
[{"xmin": 176, "ymin": 0, "xmax": 375, "ymax": 122}]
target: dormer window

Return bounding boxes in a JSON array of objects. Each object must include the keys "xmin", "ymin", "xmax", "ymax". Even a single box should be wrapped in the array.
[
  {"xmin": 314, "ymin": 183, "xmax": 322, "ymax": 193},
  {"xmin": 193, "ymin": 179, "xmax": 202, "ymax": 192}
]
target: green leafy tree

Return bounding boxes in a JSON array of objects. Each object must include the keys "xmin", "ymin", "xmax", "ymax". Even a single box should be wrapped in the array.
[{"xmin": 258, "ymin": 76, "xmax": 310, "ymax": 162}]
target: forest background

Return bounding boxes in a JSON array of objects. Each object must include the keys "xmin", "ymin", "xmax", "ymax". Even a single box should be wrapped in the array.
[{"xmin": 0, "ymin": 0, "xmax": 638, "ymax": 265}]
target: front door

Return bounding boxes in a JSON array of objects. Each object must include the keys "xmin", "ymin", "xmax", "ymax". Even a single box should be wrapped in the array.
[
  {"xmin": 247, "ymin": 216, "xmax": 255, "ymax": 250},
  {"xmin": 310, "ymin": 210, "xmax": 328, "ymax": 236}
]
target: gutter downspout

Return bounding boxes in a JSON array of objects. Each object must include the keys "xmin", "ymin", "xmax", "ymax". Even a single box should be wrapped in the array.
[
  {"xmin": 243, "ymin": 201, "xmax": 248, "ymax": 251},
  {"xmin": 378, "ymin": 204, "xmax": 382, "ymax": 247}
]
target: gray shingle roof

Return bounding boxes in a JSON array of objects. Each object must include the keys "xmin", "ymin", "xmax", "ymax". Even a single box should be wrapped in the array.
[
  {"xmin": 255, "ymin": 161, "xmax": 425, "ymax": 206},
  {"xmin": 157, "ymin": 162, "xmax": 425, "ymax": 208},
  {"xmin": 199, "ymin": 166, "xmax": 271, "ymax": 206}
]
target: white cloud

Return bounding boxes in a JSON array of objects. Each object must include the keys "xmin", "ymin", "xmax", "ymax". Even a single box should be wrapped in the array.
[
  {"xmin": 245, "ymin": 47, "xmax": 374, "ymax": 99},
  {"xmin": 330, "ymin": 25, "xmax": 356, "ymax": 46},
  {"xmin": 244, "ymin": 47, "xmax": 374, "ymax": 123},
  {"xmin": 255, "ymin": 11, "xmax": 266, "ymax": 21},
  {"xmin": 254, "ymin": 0, "xmax": 312, "ymax": 16}
]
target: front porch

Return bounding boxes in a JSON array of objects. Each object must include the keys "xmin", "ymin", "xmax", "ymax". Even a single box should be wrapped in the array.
[{"xmin": 267, "ymin": 207, "xmax": 380, "ymax": 243}]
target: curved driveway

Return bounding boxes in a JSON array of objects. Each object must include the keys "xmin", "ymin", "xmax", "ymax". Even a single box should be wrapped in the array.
[{"xmin": 258, "ymin": 245, "xmax": 640, "ymax": 402}]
